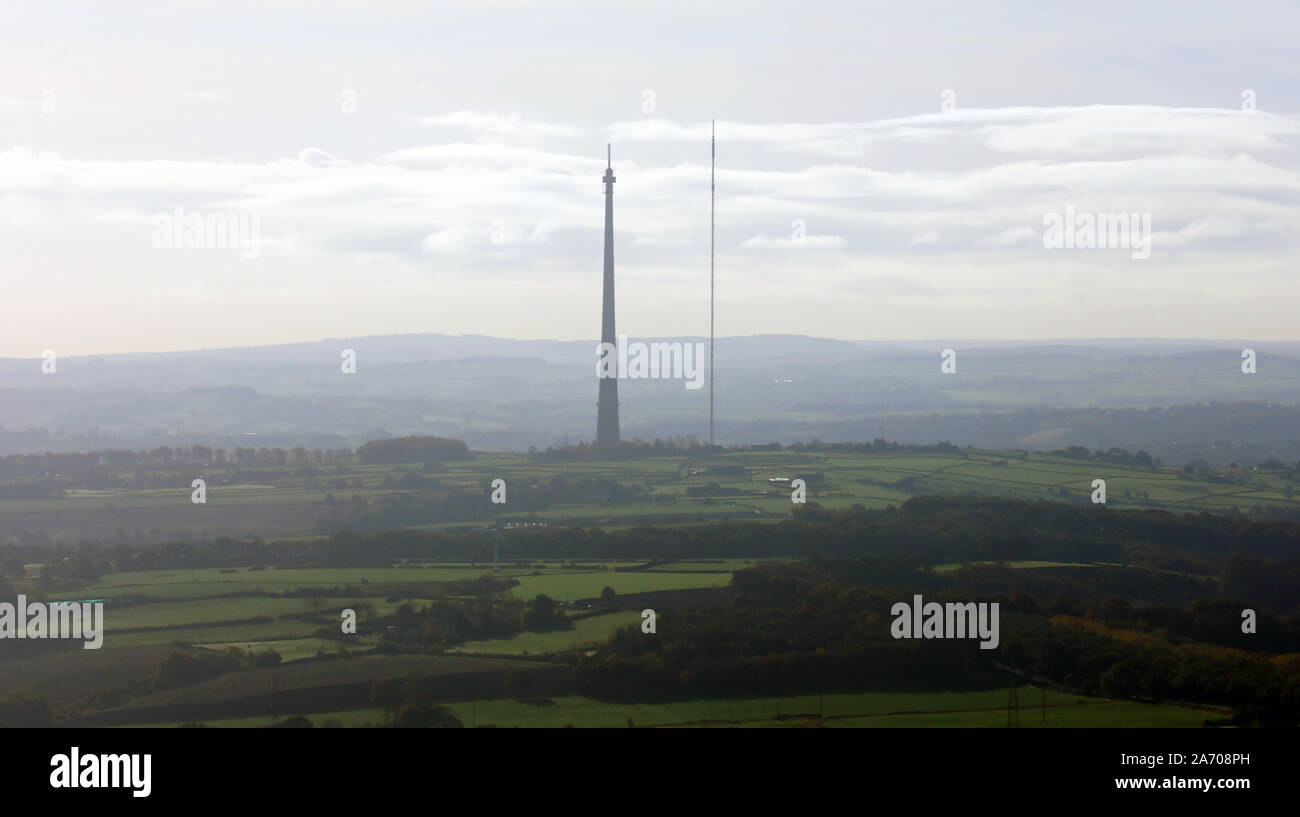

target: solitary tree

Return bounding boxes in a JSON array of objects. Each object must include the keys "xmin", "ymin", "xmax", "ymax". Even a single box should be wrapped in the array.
[
  {"xmin": 371, "ymin": 679, "xmax": 405, "ymax": 722},
  {"xmin": 0, "ymin": 691, "xmax": 51, "ymax": 728},
  {"xmin": 396, "ymin": 703, "xmax": 463, "ymax": 728},
  {"xmin": 504, "ymin": 669, "xmax": 535, "ymax": 699}
]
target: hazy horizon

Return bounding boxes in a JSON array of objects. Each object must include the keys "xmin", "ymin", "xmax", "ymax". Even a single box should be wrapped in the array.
[{"xmin": 8, "ymin": 331, "xmax": 1300, "ymax": 361}]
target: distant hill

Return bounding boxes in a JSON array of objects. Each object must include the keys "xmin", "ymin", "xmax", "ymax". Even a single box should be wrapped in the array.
[{"xmin": 2, "ymin": 333, "xmax": 1300, "ymax": 463}]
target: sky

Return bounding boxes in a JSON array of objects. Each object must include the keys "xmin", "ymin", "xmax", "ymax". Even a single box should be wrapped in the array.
[{"xmin": 1, "ymin": 0, "xmax": 1298, "ymax": 357}]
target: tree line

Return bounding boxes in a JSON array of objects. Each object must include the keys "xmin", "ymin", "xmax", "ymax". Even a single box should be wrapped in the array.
[
  {"xmin": 9, "ymin": 496, "xmax": 1300, "ymax": 612},
  {"xmin": 576, "ymin": 558, "xmax": 1300, "ymax": 715}
]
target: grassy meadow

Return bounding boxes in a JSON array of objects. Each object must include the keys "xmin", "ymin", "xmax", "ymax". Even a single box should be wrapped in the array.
[{"xmin": 128, "ymin": 687, "xmax": 1217, "ymax": 729}]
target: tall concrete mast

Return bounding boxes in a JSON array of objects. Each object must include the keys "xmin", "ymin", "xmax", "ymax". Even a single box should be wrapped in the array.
[{"xmin": 596, "ymin": 144, "xmax": 620, "ymax": 445}]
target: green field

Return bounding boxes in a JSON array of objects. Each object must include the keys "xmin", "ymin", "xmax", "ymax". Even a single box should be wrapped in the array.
[
  {"xmin": 448, "ymin": 610, "xmax": 643, "ymax": 655},
  {"xmin": 6, "ymin": 448, "xmax": 1295, "ymax": 547},
  {"xmin": 508, "ymin": 570, "xmax": 729, "ymax": 600},
  {"xmin": 84, "ymin": 566, "xmax": 528, "ymax": 599},
  {"xmin": 105, "ymin": 597, "xmax": 344, "ymax": 630},
  {"xmin": 81, "ymin": 562, "xmax": 735, "ymax": 602},
  {"xmin": 201, "ymin": 637, "xmax": 379, "ymax": 662},
  {"xmin": 55, "ymin": 561, "xmax": 735, "ymax": 652},
  {"xmin": 130, "ymin": 687, "xmax": 1217, "ymax": 729},
  {"xmin": 105, "ymin": 620, "xmax": 323, "ymax": 648}
]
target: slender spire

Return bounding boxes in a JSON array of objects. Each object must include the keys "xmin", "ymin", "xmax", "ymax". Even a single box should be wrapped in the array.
[{"xmin": 596, "ymin": 144, "xmax": 620, "ymax": 445}]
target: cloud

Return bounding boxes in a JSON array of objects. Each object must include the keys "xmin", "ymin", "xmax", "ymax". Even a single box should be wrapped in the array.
[
  {"xmin": 984, "ymin": 227, "xmax": 1037, "ymax": 247},
  {"xmin": 742, "ymin": 233, "xmax": 848, "ymax": 250},
  {"xmin": 420, "ymin": 111, "xmax": 588, "ymax": 141},
  {"xmin": 297, "ymin": 148, "xmax": 338, "ymax": 168},
  {"xmin": 383, "ymin": 142, "xmax": 599, "ymax": 172},
  {"xmin": 422, "ymin": 225, "xmax": 477, "ymax": 252},
  {"xmin": 609, "ymin": 107, "xmax": 1300, "ymax": 159},
  {"xmin": 0, "ymin": 96, "xmax": 41, "ymax": 113},
  {"xmin": 3, "ymin": 103, "xmax": 1299, "ymax": 352},
  {"xmin": 5, "ymin": 104, "xmax": 1298, "ymax": 270}
]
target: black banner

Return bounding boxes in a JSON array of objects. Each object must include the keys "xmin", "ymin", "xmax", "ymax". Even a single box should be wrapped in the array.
[{"xmin": 4, "ymin": 727, "xmax": 1287, "ymax": 805}]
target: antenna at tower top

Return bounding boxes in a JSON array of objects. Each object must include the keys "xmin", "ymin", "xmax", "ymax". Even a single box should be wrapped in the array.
[{"xmin": 607, "ymin": 143, "xmax": 611, "ymax": 166}]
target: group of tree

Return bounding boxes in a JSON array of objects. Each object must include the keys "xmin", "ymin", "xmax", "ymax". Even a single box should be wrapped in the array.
[
  {"xmin": 355, "ymin": 436, "xmax": 470, "ymax": 465},
  {"xmin": 528, "ymin": 436, "xmax": 704, "ymax": 462},
  {"xmin": 576, "ymin": 558, "xmax": 1300, "ymax": 713},
  {"xmin": 0, "ymin": 691, "xmax": 51, "ymax": 728},
  {"xmin": 376, "ymin": 594, "xmax": 567, "ymax": 649},
  {"xmin": 0, "ymin": 444, "xmax": 366, "ymax": 481},
  {"xmin": 1047, "ymin": 445, "xmax": 1158, "ymax": 466},
  {"xmin": 370, "ymin": 676, "xmax": 463, "ymax": 728},
  {"xmin": 787, "ymin": 439, "xmax": 965, "ymax": 456},
  {"xmin": 153, "ymin": 647, "xmax": 281, "ymax": 690}
]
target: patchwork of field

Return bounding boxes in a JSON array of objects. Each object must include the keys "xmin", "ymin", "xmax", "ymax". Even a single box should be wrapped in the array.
[
  {"xmin": 422, "ymin": 449, "xmax": 1300, "ymax": 521},
  {"xmin": 27, "ymin": 561, "xmax": 736, "ymax": 658},
  {"xmin": 0, "ymin": 556, "xmax": 738, "ymax": 720},
  {"xmin": 6, "ymin": 448, "xmax": 1296, "ymax": 546},
  {"xmin": 3, "ymin": 448, "xmax": 1290, "ymax": 729},
  {"xmin": 129, "ymin": 687, "xmax": 1216, "ymax": 729}
]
